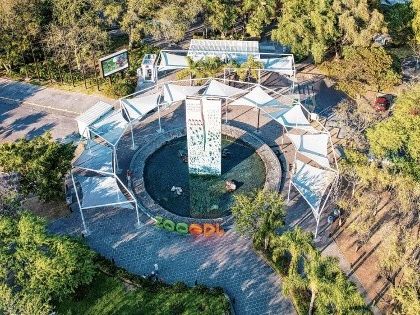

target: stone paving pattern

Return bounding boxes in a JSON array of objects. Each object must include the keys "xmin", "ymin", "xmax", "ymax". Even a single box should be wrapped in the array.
[
  {"xmin": 0, "ymin": 75, "xmax": 366, "ymax": 314},
  {"xmin": 51, "ymin": 102, "xmax": 300, "ymax": 315},
  {"xmin": 50, "ymin": 206, "xmax": 293, "ymax": 315}
]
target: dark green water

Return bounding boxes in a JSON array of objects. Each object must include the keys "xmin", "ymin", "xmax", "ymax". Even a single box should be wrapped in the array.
[{"xmin": 144, "ymin": 136, "xmax": 266, "ymax": 218}]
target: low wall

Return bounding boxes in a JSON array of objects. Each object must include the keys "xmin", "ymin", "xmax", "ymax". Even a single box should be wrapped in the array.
[{"xmin": 130, "ymin": 125, "xmax": 281, "ymax": 226}]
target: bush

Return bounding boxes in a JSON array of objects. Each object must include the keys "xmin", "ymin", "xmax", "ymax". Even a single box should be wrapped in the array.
[
  {"xmin": 128, "ymin": 44, "xmax": 159, "ymax": 77},
  {"xmin": 0, "ymin": 132, "xmax": 75, "ymax": 201},
  {"xmin": 0, "ymin": 212, "xmax": 96, "ymax": 314},
  {"xmin": 103, "ymin": 77, "xmax": 136, "ymax": 98}
]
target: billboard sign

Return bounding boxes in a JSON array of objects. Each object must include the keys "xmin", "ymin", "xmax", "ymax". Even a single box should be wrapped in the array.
[
  {"xmin": 186, "ymin": 97, "xmax": 221, "ymax": 175},
  {"xmin": 99, "ymin": 49, "xmax": 129, "ymax": 77}
]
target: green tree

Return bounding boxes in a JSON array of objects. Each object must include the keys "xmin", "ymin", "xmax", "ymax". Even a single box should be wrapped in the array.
[
  {"xmin": 322, "ymin": 46, "xmax": 401, "ymax": 98},
  {"xmin": 272, "ymin": 0, "xmax": 338, "ymax": 63},
  {"xmin": 0, "ymin": 212, "xmax": 96, "ymax": 314},
  {"xmin": 236, "ymin": 55, "xmax": 264, "ymax": 82},
  {"xmin": 0, "ymin": 0, "xmax": 47, "ymax": 73},
  {"xmin": 45, "ymin": 0, "xmax": 108, "ymax": 72},
  {"xmin": 121, "ymin": 0, "xmax": 153, "ymax": 49},
  {"xmin": 271, "ymin": 227, "xmax": 315, "ymax": 274},
  {"xmin": 412, "ymin": 0, "xmax": 420, "ymax": 44},
  {"xmin": 242, "ymin": 0, "xmax": 278, "ymax": 38},
  {"xmin": 231, "ymin": 190, "xmax": 285, "ymax": 250},
  {"xmin": 176, "ymin": 56, "xmax": 225, "ymax": 80},
  {"xmin": 204, "ymin": 0, "xmax": 239, "ymax": 37},
  {"xmin": 272, "ymin": 0, "xmax": 386, "ymax": 63},
  {"xmin": 367, "ymin": 84, "xmax": 420, "ymax": 171},
  {"xmin": 382, "ymin": 3, "xmax": 414, "ymax": 46},
  {"xmin": 306, "ymin": 253, "xmax": 368, "ymax": 314},
  {"xmin": 332, "ymin": 0, "xmax": 386, "ymax": 48},
  {"xmin": 0, "ymin": 132, "xmax": 75, "ymax": 201}
]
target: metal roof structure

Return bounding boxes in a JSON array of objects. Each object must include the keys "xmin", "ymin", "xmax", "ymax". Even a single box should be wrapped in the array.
[
  {"xmin": 71, "ymin": 171, "xmax": 140, "ymax": 233},
  {"xmin": 72, "ymin": 77, "xmax": 338, "ymax": 237},
  {"xmin": 289, "ymin": 160, "xmax": 337, "ymax": 236},
  {"xmin": 75, "ymin": 101, "xmax": 114, "ymax": 137}
]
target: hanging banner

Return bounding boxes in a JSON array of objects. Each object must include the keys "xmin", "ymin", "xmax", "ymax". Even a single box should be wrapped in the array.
[{"xmin": 185, "ymin": 97, "xmax": 221, "ymax": 175}]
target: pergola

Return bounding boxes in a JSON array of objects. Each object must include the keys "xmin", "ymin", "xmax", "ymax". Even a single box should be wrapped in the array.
[
  {"xmin": 72, "ymin": 76, "xmax": 338, "ymax": 237},
  {"xmin": 157, "ymin": 39, "xmax": 296, "ymax": 83},
  {"xmin": 71, "ymin": 171, "xmax": 140, "ymax": 234}
]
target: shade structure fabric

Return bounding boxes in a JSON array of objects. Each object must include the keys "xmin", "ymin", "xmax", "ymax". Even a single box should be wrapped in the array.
[
  {"xmin": 188, "ymin": 39, "xmax": 259, "ymax": 63},
  {"xmin": 75, "ymin": 174, "xmax": 133, "ymax": 209},
  {"xmin": 229, "ymin": 85, "xmax": 280, "ymax": 107},
  {"xmin": 261, "ymin": 56, "xmax": 294, "ymax": 76},
  {"xmin": 158, "ymin": 52, "xmax": 188, "ymax": 71},
  {"xmin": 163, "ymin": 83, "xmax": 203, "ymax": 104},
  {"xmin": 73, "ymin": 140, "xmax": 113, "ymax": 174},
  {"xmin": 287, "ymin": 133, "xmax": 331, "ymax": 169},
  {"xmin": 292, "ymin": 160, "xmax": 337, "ymax": 216},
  {"xmin": 122, "ymin": 93, "xmax": 161, "ymax": 121},
  {"xmin": 75, "ymin": 101, "xmax": 113, "ymax": 137},
  {"xmin": 89, "ymin": 110, "xmax": 128, "ymax": 146},
  {"xmin": 202, "ymin": 80, "xmax": 245, "ymax": 98},
  {"xmin": 269, "ymin": 105, "xmax": 317, "ymax": 133}
]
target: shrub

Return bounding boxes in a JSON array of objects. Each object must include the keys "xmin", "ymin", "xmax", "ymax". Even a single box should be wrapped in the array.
[
  {"xmin": 0, "ymin": 132, "xmax": 75, "ymax": 201},
  {"xmin": 103, "ymin": 77, "xmax": 136, "ymax": 98},
  {"xmin": 0, "ymin": 212, "xmax": 96, "ymax": 314}
]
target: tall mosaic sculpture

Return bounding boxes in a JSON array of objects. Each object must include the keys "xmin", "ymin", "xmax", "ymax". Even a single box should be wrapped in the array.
[{"xmin": 185, "ymin": 97, "xmax": 222, "ymax": 175}]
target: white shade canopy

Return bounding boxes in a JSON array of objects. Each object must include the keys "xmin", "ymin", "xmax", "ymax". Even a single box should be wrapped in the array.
[
  {"xmin": 229, "ymin": 85, "xmax": 280, "ymax": 107},
  {"xmin": 163, "ymin": 83, "xmax": 203, "ymax": 104},
  {"xmin": 188, "ymin": 39, "xmax": 259, "ymax": 63},
  {"xmin": 202, "ymin": 80, "xmax": 245, "ymax": 98},
  {"xmin": 269, "ymin": 105, "xmax": 317, "ymax": 133},
  {"xmin": 73, "ymin": 140, "xmax": 113, "ymax": 174},
  {"xmin": 158, "ymin": 52, "xmax": 188, "ymax": 71},
  {"xmin": 292, "ymin": 160, "xmax": 337, "ymax": 217},
  {"xmin": 75, "ymin": 101, "xmax": 113, "ymax": 137},
  {"xmin": 89, "ymin": 110, "xmax": 128, "ymax": 146},
  {"xmin": 261, "ymin": 56, "xmax": 294, "ymax": 76},
  {"xmin": 75, "ymin": 174, "xmax": 133, "ymax": 209},
  {"xmin": 287, "ymin": 133, "xmax": 331, "ymax": 169},
  {"xmin": 122, "ymin": 92, "xmax": 161, "ymax": 121}
]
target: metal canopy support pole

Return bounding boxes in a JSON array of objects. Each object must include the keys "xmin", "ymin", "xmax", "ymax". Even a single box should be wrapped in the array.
[
  {"xmin": 86, "ymin": 136, "xmax": 92, "ymax": 154},
  {"xmin": 71, "ymin": 173, "xmax": 88, "ymax": 234},
  {"xmin": 129, "ymin": 121, "xmax": 136, "ymax": 150},
  {"xmin": 135, "ymin": 202, "xmax": 141, "ymax": 228},
  {"xmin": 114, "ymin": 147, "xmax": 121, "ymax": 174},
  {"xmin": 225, "ymin": 100, "xmax": 228, "ymax": 124},
  {"xmin": 314, "ymin": 215, "xmax": 320, "ymax": 238},
  {"xmin": 287, "ymin": 149, "xmax": 297, "ymax": 204},
  {"xmin": 157, "ymin": 96, "xmax": 164, "ymax": 133},
  {"xmin": 281, "ymin": 125, "xmax": 285, "ymax": 145},
  {"xmin": 314, "ymin": 176, "xmax": 338, "ymax": 238},
  {"xmin": 256, "ymin": 107, "xmax": 261, "ymax": 132}
]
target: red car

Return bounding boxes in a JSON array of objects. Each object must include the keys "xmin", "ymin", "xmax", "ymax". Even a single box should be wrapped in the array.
[{"xmin": 373, "ymin": 97, "xmax": 390, "ymax": 112}]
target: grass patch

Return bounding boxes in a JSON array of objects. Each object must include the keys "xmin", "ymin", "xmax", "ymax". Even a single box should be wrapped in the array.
[
  {"xmin": 57, "ymin": 258, "xmax": 230, "ymax": 315},
  {"xmin": 57, "ymin": 273, "xmax": 229, "ymax": 315}
]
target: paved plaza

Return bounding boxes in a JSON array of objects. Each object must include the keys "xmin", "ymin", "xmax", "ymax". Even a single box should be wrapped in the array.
[{"xmin": 1, "ymin": 77, "xmax": 366, "ymax": 314}]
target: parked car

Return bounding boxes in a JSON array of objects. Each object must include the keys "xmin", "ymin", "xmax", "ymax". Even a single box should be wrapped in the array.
[{"xmin": 373, "ymin": 96, "xmax": 390, "ymax": 112}]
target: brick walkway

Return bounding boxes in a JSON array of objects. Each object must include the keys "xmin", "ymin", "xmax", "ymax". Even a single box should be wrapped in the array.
[
  {"xmin": 50, "ymin": 102, "xmax": 299, "ymax": 315},
  {"xmin": 46, "ymin": 81, "xmax": 350, "ymax": 315},
  {"xmin": 50, "ymin": 207, "xmax": 293, "ymax": 315}
]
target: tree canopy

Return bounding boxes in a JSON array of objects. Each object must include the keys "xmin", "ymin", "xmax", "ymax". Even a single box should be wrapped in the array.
[
  {"xmin": 322, "ymin": 46, "xmax": 401, "ymax": 97},
  {"xmin": 0, "ymin": 212, "xmax": 96, "ymax": 314},
  {"xmin": 231, "ymin": 190, "xmax": 285, "ymax": 251},
  {"xmin": 366, "ymin": 84, "xmax": 420, "ymax": 179},
  {"xmin": 272, "ymin": 0, "xmax": 387, "ymax": 63},
  {"xmin": 0, "ymin": 133, "xmax": 75, "ymax": 201}
]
